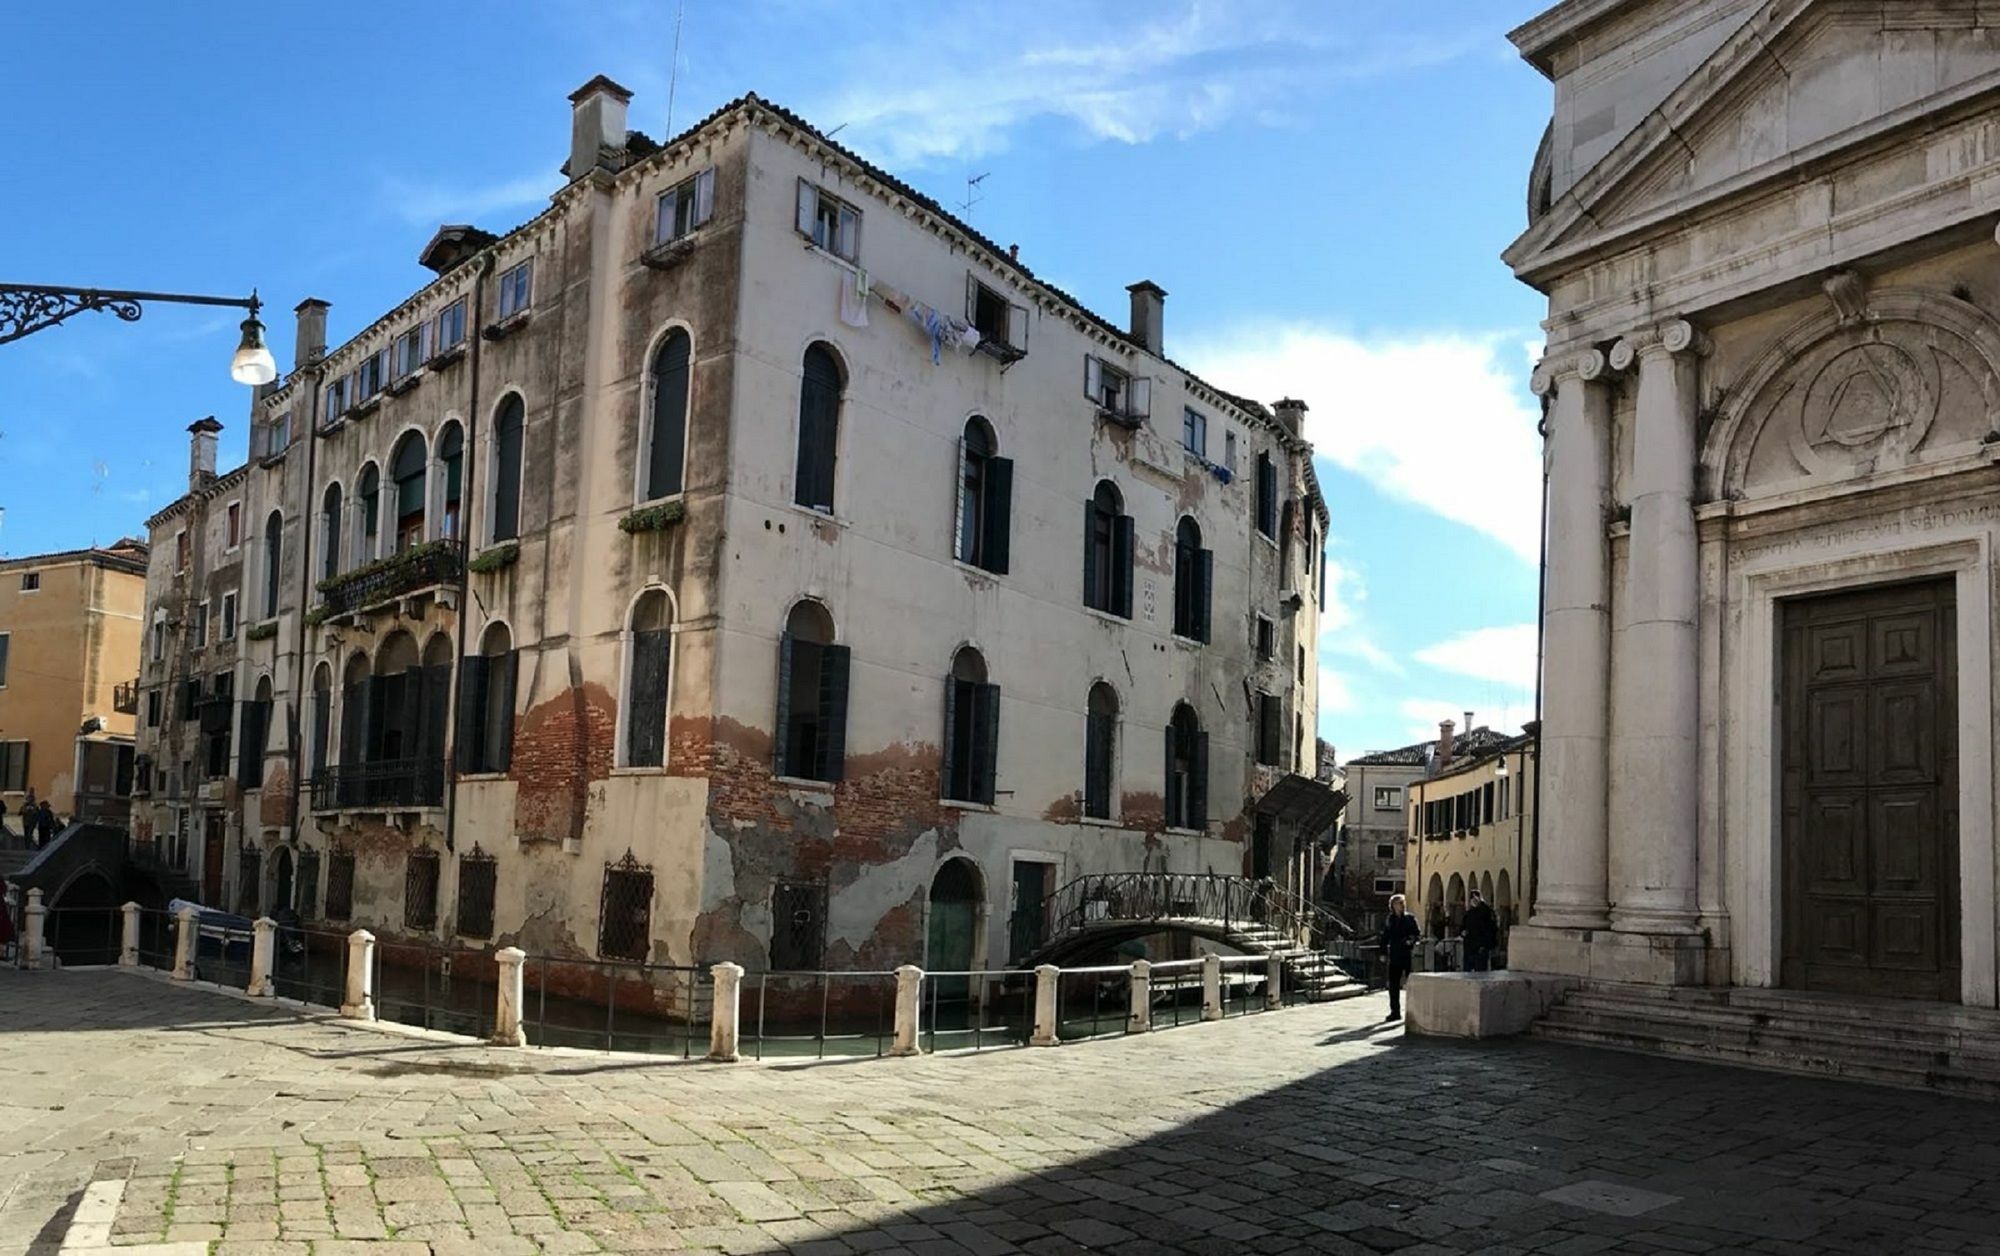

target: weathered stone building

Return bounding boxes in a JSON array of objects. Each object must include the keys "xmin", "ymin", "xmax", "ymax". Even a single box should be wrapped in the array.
[
  {"xmin": 133, "ymin": 80, "xmax": 1331, "ymax": 978},
  {"xmin": 1509, "ymin": 0, "xmax": 2000, "ymax": 1009}
]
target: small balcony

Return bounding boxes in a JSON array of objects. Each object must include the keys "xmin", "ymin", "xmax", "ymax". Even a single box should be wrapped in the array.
[
  {"xmin": 317, "ymin": 539, "xmax": 463, "ymax": 619},
  {"xmin": 310, "ymin": 758, "xmax": 446, "ymax": 812},
  {"xmin": 113, "ymin": 680, "xmax": 140, "ymax": 715}
]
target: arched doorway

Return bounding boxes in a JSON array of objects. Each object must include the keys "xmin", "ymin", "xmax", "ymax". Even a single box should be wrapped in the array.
[
  {"xmin": 1426, "ymin": 873, "xmax": 1445, "ymax": 937},
  {"xmin": 273, "ymin": 846, "xmax": 295, "ymax": 915},
  {"xmin": 927, "ymin": 858, "xmax": 983, "ymax": 1028},
  {"xmin": 1446, "ymin": 873, "xmax": 1467, "ymax": 936},
  {"xmin": 48, "ymin": 870, "xmax": 119, "ymax": 965},
  {"xmin": 1496, "ymin": 871, "xmax": 1514, "ymax": 927}
]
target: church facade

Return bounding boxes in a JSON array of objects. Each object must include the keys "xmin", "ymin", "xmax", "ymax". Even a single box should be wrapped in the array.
[{"xmin": 1508, "ymin": 0, "xmax": 2000, "ymax": 1008}]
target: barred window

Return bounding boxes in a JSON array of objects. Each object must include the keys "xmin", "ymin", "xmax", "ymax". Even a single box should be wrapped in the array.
[
  {"xmin": 325, "ymin": 851, "xmax": 355, "ymax": 921},
  {"xmin": 405, "ymin": 850, "xmax": 441, "ymax": 932},
  {"xmin": 598, "ymin": 851, "xmax": 653, "ymax": 962},
  {"xmin": 456, "ymin": 846, "xmax": 497, "ymax": 940},
  {"xmin": 769, "ymin": 881, "xmax": 827, "ymax": 971},
  {"xmin": 237, "ymin": 845, "xmax": 261, "ymax": 917},
  {"xmin": 296, "ymin": 849, "xmax": 321, "ymax": 921}
]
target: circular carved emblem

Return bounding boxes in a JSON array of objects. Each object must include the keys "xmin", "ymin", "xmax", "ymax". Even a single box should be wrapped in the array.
[{"xmin": 1801, "ymin": 341, "xmax": 1934, "ymax": 451}]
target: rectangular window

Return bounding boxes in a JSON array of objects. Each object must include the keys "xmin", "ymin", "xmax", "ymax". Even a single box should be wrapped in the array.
[
  {"xmin": 1225, "ymin": 431, "xmax": 1238, "ymax": 472},
  {"xmin": 436, "ymin": 298, "xmax": 468, "ymax": 351},
  {"xmin": 392, "ymin": 324, "xmax": 430, "ymax": 379},
  {"xmin": 323, "ymin": 374, "xmax": 349, "ymax": 422},
  {"xmin": 17, "ymin": 572, "xmax": 37, "ymax": 593},
  {"xmin": 355, "ymin": 349, "xmax": 387, "ymax": 402},
  {"xmin": 296, "ymin": 849, "xmax": 320, "ymax": 921},
  {"xmin": 0, "ymin": 633, "xmax": 9, "ymax": 687},
  {"xmin": 1374, "ymin": 878, "xmax": 1398, "ymax": 894},
  {"xmin": 795, "ymin": 179, "xmax": 861, "ymax": 261},
  {"xmin": 965, "ymin": 275, "xmax": 1027, "ymax": 353},
  {"xmin": 220, "ymin": 592, "xmax": 237, "ymax": 641},
  {"xmin": 1377, "ymin": 843, "xmax": 1397, "ymax": 861},
  {"xmin": 268, "ymin": 412, "xmax": 292, "ymax": 455},
  {"xmin": 325, "ymin": 850, "xmax": 355, "ymax": 921},
  {"xmin": 1255, "ymin": 616, "xmax": 1275, "ymax": 661},
  {"xmin": 146, "ymin": 689, "xmax": 161, "ymax": 728},
  {"xmin": 1085, "ymin": 357, "xmax": 1149, "ymax": 423},
  {"xmin": 1255, "ymin": 693, "xmax": 1283, "ymax": 767},
  {"xmin": 193, "ymin": 602, "xmax": 209, "ymax": 645},
  {"xmin": 1374, "ymin": 786, "xmax": 1401, "ymax": 810},
  {"xmin": 1297, "ymin": 644, "xmax": 1306, "ymax": 683},
  {"xmin": 404, "ymin": 850, "xmax": 440, "ymax": 932},
  {"xmin": 1182, "ymin": 407, "xmax": 1207, "ymax": 457},
  {"xmin": 456, "ymin": 849, "xmax": 497, "ymax": 940},
  {"xmin": 1255, "ymin": 452, "xmax": 1278, "ymax": 538},
  {"xmin": 655, "ymin": 167, "xmax": 716, "ymax": 243},
  {"xmin": 598, "ymin": 856, "xmax": 654, "ymax": 961},
  {"xmin": 497, "ymin": 260, "xmax": 533, "ymax": 320},
  {"xmin": 151, "ymin": 618, "xmax": 165, "ymax": 661},
  {"xmin": 1484, "ymin": 781, "xmax": 1497, "ymax": 825},
  {"xmin": 769, "ymin": 881, "xmax": 827, "ymax": 970},
  {"xmin": 0, "ymin": 741, "xmax": 29, "ymax": 792}
]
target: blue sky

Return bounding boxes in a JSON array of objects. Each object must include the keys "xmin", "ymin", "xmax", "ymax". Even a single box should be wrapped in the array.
[{"xmin": 0, "ymin": 1, "xmax": 1552, "ymax": 758}]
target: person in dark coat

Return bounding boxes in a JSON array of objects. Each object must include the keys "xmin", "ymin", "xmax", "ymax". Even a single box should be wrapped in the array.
[
  {"xmin": 36, "ymin": 802, "xmax": 56, "ymax": 847},
  {"xmin": 1462, "ymin": 890, "xmax": 1499, "ymax": 973},
  {"xmin": 1380, "ymin": 893, "xmax": 1422, "ymax": 1021}
]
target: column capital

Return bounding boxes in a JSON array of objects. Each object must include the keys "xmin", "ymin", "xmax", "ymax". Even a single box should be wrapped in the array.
[
  {"xmin": 1609, "ymin": 319, "xmax": 1711, "ymax": 372},
  {"xmin": 1530, "ymin": 348, "xmax": 1609, "ymax": 397}
]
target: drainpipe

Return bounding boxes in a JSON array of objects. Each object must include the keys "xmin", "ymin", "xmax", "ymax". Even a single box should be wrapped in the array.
[
  {"xmin": 288, "ymin": 362, "xmax": 325, "ymax": 852},
  {"xmin": 1528, "ymin": 392, "xmax": 1551, "ymax": 922},
  {"xmin": 442, "ymin": 254, "xmax": 493, "ymax": 857}
]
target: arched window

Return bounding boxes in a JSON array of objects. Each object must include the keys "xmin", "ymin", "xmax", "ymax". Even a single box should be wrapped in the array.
[
  {"xmin": 942, "ymin": 646, "xmax": 998, "ymax": 804},
  {"xmin": 776, "ymin": 600, "xmax": 848, "ymax": 782},
  {"xmin": 1172, "ymin": 516, "xmax": 1211, "ymax": 642},
  {"xmin": 457, "ymin": 621, "xmax": 517, "ymax": 775},
  {"xmin": 391, "ymin": 431, "xmax": 427, "ymax": 551},
  {"xmin": 1083, "ymin": 480, "xmax": 1132, "ymax": 615},
  {"xmin": 437, "ymin": 422, "xmax": 464, "ymax": 540},
  {"xmin": 622, "ymin": 591, "xmax": 674, "ymax": 768},
  {"xmin": 309, "ymin": 662, "xmax": 332, "ymax": 780},
  {"xmin": 491, "ymin": 394, "xmax": 524, "ymax": 542},
  {"xmin": 1084, "ymin": 682, "xmax": 1118, "ymax": 820},
  {"xmin": 643, "ymin": 329, "xmax": 691, "ymax": 502},
  {"xmin": 1164, "ymin": 702, "xmax": 1206, "ymax": 831},
  {"xmin": 320, "ymin": 483, "xmax": 343, "ymax": 581},
  {"xmin": 793, "ymin": 344, "xmax": 842, "ymax": 512},
  {"xmin": 956, "ymin": 417, "xmax": 1011, "ymax": 573},
  {"xmin": 262, "ymin": 510, "xmax": 283, "ymax": 620},
  {"xmin": 238, "ymin": 675, "xmax": 274, "ymax": 789},
  {"xmin": 355, "ymin": 463, "xmax": 381, "ymax": 563}
]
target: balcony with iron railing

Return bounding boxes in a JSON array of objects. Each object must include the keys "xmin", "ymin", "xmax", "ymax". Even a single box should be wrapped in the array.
[
  {"xmin": 113, "ymin": 680, "xmax": 140, "ymax": 715},
  {"xmin": 315, "ymin": 539, "xmax": 463, "ymax": 620},
  {"xmin": 309, "ymin": 758, "xmax": 446, "ymax": 812}
]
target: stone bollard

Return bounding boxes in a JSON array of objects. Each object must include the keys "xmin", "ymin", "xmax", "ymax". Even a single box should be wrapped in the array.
[
  {"xmin": 171, "ymin": 903, "xmax": 197, "ymax": 981},
  {"xmin": 1127, "ymin": 959, "xmax": 1152, "ymax": 1033},
  {"xmin": 890, "ymin": 965, "xmax": 923, "ymax": 1056},
  {"xmin": 1201, "ymin": 952, "xmax": 1223, "ymax": 1022},
  {"xmin": 708, "ymin": 962, "xmax": 744, "ymax": 1062},
  {"xmin": 22, "ymin": 888, "xmax": 46, "ymax": 970},
  {"xmin": 341, "ymin": 929, "xmax": 376, "ymax": 1020},
  {"xmin": 1266, "ymin": 952, "xmax": 1284, "ymax": 1010},
  {"xmin": 493, "ymin": 947, "xmax": 528, "ymax": 1046},
  {"xmin": 119, "ymin": 902, "xmax": 141, "ymax": 967},
  {"xmin": 1030, "ymin": 963, "xmax": 1061, "ymax": 1046},
  {"xmin": 247, "ymin": 917, "xmax": 277, "ymax": 997}
]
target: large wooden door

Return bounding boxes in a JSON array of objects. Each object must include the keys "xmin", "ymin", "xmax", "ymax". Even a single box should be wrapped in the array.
[{"xmin": 1781, "ymin": 578, "xmax": 1958, "ymax": 1000}]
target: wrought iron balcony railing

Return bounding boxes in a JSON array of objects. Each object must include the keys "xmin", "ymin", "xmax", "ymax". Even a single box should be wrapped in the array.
[
  {"xmin": 309, "ymin": 758, "xmax": 446, "ymax": 812},
  {"xmin": 113, "ymin": 679, "xmax": 140, "ymax": 715},
  {"xmin": 317, "ymin": 539, "xmax": 463, "ymax": 618}
]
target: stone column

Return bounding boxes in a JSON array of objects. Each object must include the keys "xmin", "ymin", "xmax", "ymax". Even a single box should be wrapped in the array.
[
  {"xmin": 706, "ymin": 962, "xmax": 743, "ymax": 1062},
  {"xmin": 119, "ymin": 902, "xmax": 141, "ymax": 967},
  {"xmin": 1030, "ymin": 964, "xmax": 1060, "ymax": 1046},
  {"xmin": 1265, "ymin": 952, "xmax": 1284, "ymax": 1010},
  {"xmin": 1201, "ymin": 952, "xmax": 1223, "ymax": 1021},
  {"xmin": 22, "ymin": 888, "xmax": 46, "ymax": 970},
  {"xmin": 171, "ymin": 902, "xmax": 197, "ymax": 981},
  {"xmin": 341, "ymin": 929, "xmax": 376, "ymax": 1020},
  {"xmin": 247, "ymin": 917, "xmax": 277, "ymax": 996},
  {"xmin": 494, "ymin": 947, "xmax": 528, "ymax": 1046},
  {"xmin": 890, "ymin": 965, "xmax": 923, "ymax": 1056},
  {"xmin": 1523, "ymin": 351, "xmax": 1614, "ymax": 935},
  {"xmin": 1606, "ymin": 321, "xmax": 1707, "ymax": 939},
  {"xmin": 1127, "ymin": 960, "xmax": 1152, "ymax": 1032}
]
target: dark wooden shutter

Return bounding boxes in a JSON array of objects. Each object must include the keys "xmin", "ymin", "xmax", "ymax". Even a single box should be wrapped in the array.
[
  {"xmin": 494, "ymin": 399, "xmax": 524, "ymax": 541},
  {"xmin": 973, "ymin": 682, "xmax": 1000, "ymax": 805},
  {"xmin": 1189, "ymin": 730, "xmax": 1209, "ymax": 829},
  {"xmin": 236, "ymin": 701, "xmax": 265, "ymax": 787},
  {"xmin": 796, "ymin": 348, "xmax": 841, "ymax": 511},
  {"xmin": 1258, "ymin": 694, "xmax": 1281, "ymax": 765},
  {"xmin": 774, "ymin": 634, "xmax": 798, "ymax": 776},
  {"xmin": 941, "ymin": 678, "xmax": 960, "ymax": 800},
  {"xmin": 421, "ymin": 666, "xmax": 451, "ymax": 801},
  {"xmin": 454, "ymin": 656, "xmax": 489, "ymax": 773},
  {"xmin": 1084, "ymin": 713, "xmax": 1112, "ymax": 819},
  {"xmin": 817, "ymin": 643, "xmax": 850, "ymax": 783},
  {"xmin": 626, "ymin": 629, "xmax": 672, "ymax": 767},
  {"xmin": 1195, "ymin": 549, "xmax": 1213, "ymax": 643},
  {"xmin": 1082, "ymin": 499, "xmax": 1100, "ymax": 608},
  {"xmin": 311, "ymin": 689, "xmax": 331, "ymax": 775},
  {"xmin": 492, "ymin": 651, "xmax": 518, "ymax": 772},
  {"xmin": 647, "ymin": 331, "xmax": 690, "ymax": 500},
  {"xmin": 1163, "ymin": 724, "xmax": 1182, "ymax": 829},
  {"xmin": 340, "ymin": 681, "xmax": 367, "ymax": 766},
  {"xmin": 982, "ymin": 457, "xmax": 1013, "ymax": 574},
  {"xmin": 1112, "ymin": 514, "xmax": 1135, "ymax": 618}
]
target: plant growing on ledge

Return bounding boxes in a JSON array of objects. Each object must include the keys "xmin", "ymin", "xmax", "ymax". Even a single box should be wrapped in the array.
[
  {"xmin": 303, "ymin": 606, "xmax": 329, "ymax": 627},
  {"xmin": 467, "ymin": 540, "xmax": 520, "ymax": 574},
  {"xmin": 315, "ymin": 538, "xmax": 464, "ymax": 615},
  {"xmin": 243, "ymin": 620, "xmax": 278, "ymax": 642},
  {"xmin": 618, "ymin": 500, "xmax": 686, "ymax": 534}
]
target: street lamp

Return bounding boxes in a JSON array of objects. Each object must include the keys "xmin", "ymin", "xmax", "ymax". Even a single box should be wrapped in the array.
[{"xmin": 0, "ymin": 283, "xmax": 276, "ymax": 385}]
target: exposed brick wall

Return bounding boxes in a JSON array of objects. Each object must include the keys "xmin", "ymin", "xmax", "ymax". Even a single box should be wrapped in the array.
[
  {"xmin": 258, "ymin": 766, "xmax": 293, "ymax": 827},
  {"xmin": 510, "ymin": 681, "xmax": 616, "ymax": 843}
]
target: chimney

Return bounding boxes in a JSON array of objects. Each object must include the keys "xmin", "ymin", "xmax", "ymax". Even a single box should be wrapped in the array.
[
  {"xmin": 1126, "ymin": 280, "xmax": 1166, "ymax": 355},
  {"xmin": 293, "ymin": 298, "xmax": 328, "ymax": 368},
  {"xmin": 1273, "ymin": 397, "xmax": 1308, "ymax": 437},
  {"xmin": 1464, "ymin": 710, "xmax": 1476, "ymax": 737},
  {"xmin": 1436, "ymin": 719, "xmax": 1456, "ymax": 769},
  {"xmin": 188, "ymin": 416, "xmax": 222, "ymax": 492},
  {"xmin": 564, "ymin": 75, "xmax": 633, "ymax": 180}
]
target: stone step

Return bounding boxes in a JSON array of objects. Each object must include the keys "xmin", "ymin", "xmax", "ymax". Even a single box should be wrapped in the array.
[
  {"xmin": 1538, "ymin": 1002, "xmax": 2000, "ymax": 1074},
  {"xmin": 1554, "ymin": 990, "xmax": 2000, "ymax": 1061}
]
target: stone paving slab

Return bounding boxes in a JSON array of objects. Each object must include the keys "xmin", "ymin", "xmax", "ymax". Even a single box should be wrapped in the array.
[{"xmin": 6, "ymin": 970, "xmax": 2000, "ymax": 1254}]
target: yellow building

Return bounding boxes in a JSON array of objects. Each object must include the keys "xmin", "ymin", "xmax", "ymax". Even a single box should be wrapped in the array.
[
  {"xmin": 0, "ymin": 541, "xmax": 148, "ymax": 821},
  {"xmin": 1406, "ymin": 728, "xmax": 1536, "ymax": 945}
]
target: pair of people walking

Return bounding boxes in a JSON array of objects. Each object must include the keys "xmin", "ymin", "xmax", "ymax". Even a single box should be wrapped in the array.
[
  {"xmin": 7, "ymin": 791, "xmax": 59, "ymax": 849},
  {"xmin": 1379, "ymin": 889, "xmax": 1502, "ymax": 1020}
]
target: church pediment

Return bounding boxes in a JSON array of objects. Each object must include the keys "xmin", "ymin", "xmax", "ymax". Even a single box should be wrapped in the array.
[{"xmin": 1508, "ymin": 0, "xmax": 2000, "ymax": 285}]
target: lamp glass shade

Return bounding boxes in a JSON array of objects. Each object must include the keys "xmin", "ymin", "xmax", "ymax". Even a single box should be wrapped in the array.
[
  {"xmin": 231, "ymin": 315, "xmax": 278, "ymax": 385},
  {"xmin": 1494, "ymin": 759, "xmax": 1509, "ymax": 778}
]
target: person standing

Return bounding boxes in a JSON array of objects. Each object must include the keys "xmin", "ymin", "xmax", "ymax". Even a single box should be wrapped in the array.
[
  {"xmin": 1380, "ymin": 893, "xmax": 1421, "ymax": 1021},
  {"xmin": 1462, "ymin": 890, "xmax": 1499, "ymax": 973},
  {"xmin": 37, "ymin": 802, "xmax": 56, "ymax": 848},
  {"xmin": 21, "ymin": 788, "xmax": 36, "ymax": 846}
]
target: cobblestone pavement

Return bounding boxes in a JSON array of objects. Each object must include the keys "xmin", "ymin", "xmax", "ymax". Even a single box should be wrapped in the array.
[{"xmin": 5, "ymin": 970, "xmax": 2000, "ymax": 1256}]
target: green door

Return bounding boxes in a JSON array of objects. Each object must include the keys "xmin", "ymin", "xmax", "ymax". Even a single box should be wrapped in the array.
[{"xmin": 927, "ymin": 861, "xmax": 981, "ymax": 1029}]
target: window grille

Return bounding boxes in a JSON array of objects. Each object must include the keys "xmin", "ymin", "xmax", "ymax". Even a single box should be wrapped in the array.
[
  {"xmin": 598, "ymin": 850, "xmax": 654, "ymax": 962},
  {"xmin": 457, "ymin": 845, "xmax": 497, "ymax": 940},
  {"xmin": 404, "ymin": 849, "xmax": 441, "ymax": 932},
  {"xmin": 769, "ymin": 881, "xmax": 827, "ymax": 971},
  {"xmin": 237, "ymin": 845, "xmax": 261, "ymax": 916},
  {"xmin": 325, "ymin": 850, "xmax": 355, "ymax": 920},
  {"xmin": 296, "ymin": 849, "xmax": 321, "ymax": 921}
]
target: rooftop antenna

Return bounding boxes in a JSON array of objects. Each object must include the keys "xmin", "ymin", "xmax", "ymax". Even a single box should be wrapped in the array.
[
  {"xmin": 825, "ymin": 122, "xmax": 850, "ymax": 140},
  {"xmin": 665, "ymin": 0, "xmax": 686, "ymax": 134},
  {"xmin": 960, "ymin": 171, "xmax": 990, "ymax": 217}
]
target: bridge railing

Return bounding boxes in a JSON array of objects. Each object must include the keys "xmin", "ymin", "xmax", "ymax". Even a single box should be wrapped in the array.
[{"xmin": 1038, "ymin": 871, "xmax": 1358, "ymax": 955}]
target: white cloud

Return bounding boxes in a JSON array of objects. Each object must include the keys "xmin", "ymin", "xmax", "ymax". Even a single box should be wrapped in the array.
[
  {"xmin": 1318, "ymin": 666, "xmax": 1356, "ymax": 714},
  {"xmin": 1184, "ymin": 325, "xmax": 1544, "ymax": 561},
  {"xmin": 1313, "ymin": 544, "xmax": 1403, "ymax": 678},
  {"xmin": 381, "ymin": 172, "xmax": 560, "ymax": 226},
  {"xmin": 1414, "ymin": 624, "xmax": 1538, "ymax": 693}
]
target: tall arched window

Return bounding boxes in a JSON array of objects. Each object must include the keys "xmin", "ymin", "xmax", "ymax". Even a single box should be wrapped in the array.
[
  {"xmin": 391, "ymin": 432, "xmax": 428, "ymax": 551},
  {"xmin": 1083, "ymin": 480, "xmax": 1132, "ymax": 616},
  {"xmin": 262, "ymin": 510, "xmax": 283, "ymax": 620},
  {"xmin": 239, "ymin": 675, "xmax": 274, "ymax": 788},
  {"xmin": 309, "ymin": 662, "xmax": 332, "ymax": 780},
  {"xmin": 644, "ymin": 330, "xmax": 691, "ymax": 502},
  {"xmin": 793, "ymin": 343, "xmax": 842, "ymax": 512},
  {"xmin": 776, "ymin": 600, "xmax": 848, "ymax": 782},
  {"xmin": 942, "ymin": 646, "xmax": 998, "ymax": 805},
  {"xmin": 320, "ymin": 483, "xmax": 343, "ymax": 581},
  {"xmin": 955, "ymin": 417, "xmax": 1012, "ymax": 573},
  {"xmin": 456, "ymin": 622, "xmax": 517, "ymax": 775},
  {"xmin": 1164, "ymin": 702, "xmax": 1207, "ymax": 831},
  {"xmin": 355, "ymin": 463, "xmax": 381, "ymax": 563},
  {"xmin": 1084, "ymin": 682, "xmax": 1118, "ymax": 820},
  {"xmin": 622, "ymin": 591, "xmax": 674, "ymax": 768},
  {"xmin": 1172, "ymin": 516, "xmax": 1211, "ymax": 642},
  {"xmin": 491, "ymin": 394, "xmax": 524, "ymax": 542},
  {"xmin": 437, "ymin": 422, "xmax": 464, "ymax": 540}
]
